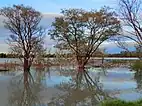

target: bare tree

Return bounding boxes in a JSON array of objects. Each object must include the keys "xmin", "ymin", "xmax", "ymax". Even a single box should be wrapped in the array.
[
  {"xmin": 0, "ymin": 5, "xmax": 45, "ymax": 72},
  {"xmin": 49, "ymin": 8, "xmax": 121, "ymax": 73},
  {"xmin": 117, "ymin": 0, "xmax": 142, "ymax": 59}
]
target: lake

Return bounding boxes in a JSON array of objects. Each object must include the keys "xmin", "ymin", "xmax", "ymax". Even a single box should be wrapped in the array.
[{"xmin": 0, "ymin": 66, "xmax": 142, "ymax": 106}]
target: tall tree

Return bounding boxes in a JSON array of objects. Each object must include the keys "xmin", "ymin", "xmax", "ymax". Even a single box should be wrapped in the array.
[
  {"xmin": 49, "ymin": 8, "xmax": 120, "ymax": 73},
  {"xmin": 0, "ymin": 5, "xmax": 45, "ymax": 72},
  {"xmin": 117, "ymin": 0, "xmax": 142, "ymax": 59}
]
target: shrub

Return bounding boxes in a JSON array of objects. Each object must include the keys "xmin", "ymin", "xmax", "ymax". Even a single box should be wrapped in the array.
[
  {"xmin": 131, "ymin": 60, "xmax": 142, "ymax": 71},
  {"xmin": 101, "ymin": 99, "xmax": 142, "ymax": 106}
]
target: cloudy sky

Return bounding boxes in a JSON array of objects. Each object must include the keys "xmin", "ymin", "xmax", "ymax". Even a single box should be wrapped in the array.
[{"xmin": 0, "ymin": 0, "xmax": 135, "ymax": 53}]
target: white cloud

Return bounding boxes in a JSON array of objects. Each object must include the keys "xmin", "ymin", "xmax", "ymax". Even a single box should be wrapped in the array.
[
  {"xmin": 0, "ymin": 13, "xmax": 61, "ymax": 53},
  {"xmin": 0, "ymin": 13, "xmax": 61, "ymax": 29},
  {"xmin": 40, "ymin": 13, "xmax": 61, "ymax": 28},
  {"xmin": 0, "ymin": 13, "xmax": 136, "ymax": 53},
  {"xmin": 100, "ymin": 40, "xmax": 136, "ymax": 49},
  {"xmin": 0, "ymin": 43, "xmax": 9, "ymax": 53}
]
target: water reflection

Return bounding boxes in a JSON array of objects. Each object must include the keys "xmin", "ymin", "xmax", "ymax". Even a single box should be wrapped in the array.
[
  {"xmin": 6, "ymin": 67, "xmax": 110, "ymax": 106},
  {"xmin": 131, "ymin": 61, "xmax": 142, "ymax": 91},
  {"xmin": 3, "ymin": 66, "xmax": 142, "ymax": 105},
  {"xmin": 134, "ymin": 71, "xmax": 142, "ymax": 90},
  {"xmin": 48, "ymin": 70, "xmax": 110, "ymax": 106},
  {"xmin": 8, "ymin": 71, "xmax": 44, "ymax": 106}
]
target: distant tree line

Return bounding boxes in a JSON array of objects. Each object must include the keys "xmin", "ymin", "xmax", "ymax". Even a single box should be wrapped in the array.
[
  {"xmin": 0, "ymin": 53, "xmax": 7, "ymax": 58},
  {"xmin": 107, "ymin": 51, "xmax": 142, "ymax": 57},
  {"xmin": 0, "ymin": 53, "xmax": 17, "ymax": 58},
  {"xmin": 0, "ymin": 50, "xmax": 140, "ymax": 58},
  {"xmin": 0, "ymin": 53, "xmax": 54, "ymax": 58}
]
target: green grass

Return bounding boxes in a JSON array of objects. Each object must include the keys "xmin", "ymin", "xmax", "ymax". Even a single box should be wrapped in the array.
[{"xmin": 101, "ymin": 99, "xmax": 142, "ymax": 106}]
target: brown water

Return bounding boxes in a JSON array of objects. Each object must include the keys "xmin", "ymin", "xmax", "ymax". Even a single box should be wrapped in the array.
[{"xmin": 0, "ymin": 66, "xmax": 142, "ymax": 106}]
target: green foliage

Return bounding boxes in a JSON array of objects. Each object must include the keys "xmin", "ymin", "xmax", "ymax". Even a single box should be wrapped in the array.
[
  {"xmin": 101, "ymin": 99, "xmax": 142, "ymax": 106},
  {"xmin": 131, "ymin": 60, "xmax": 142, "ymax": 71}
]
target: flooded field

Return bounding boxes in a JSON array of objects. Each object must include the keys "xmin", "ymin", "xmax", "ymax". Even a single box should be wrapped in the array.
[
  {"xmin": 0, "ymin": 66, "xmax": 142, "ymax": 106},
  {"xmin": 0, "ymin": 57, "xmax": 139, "ymax": 63}
]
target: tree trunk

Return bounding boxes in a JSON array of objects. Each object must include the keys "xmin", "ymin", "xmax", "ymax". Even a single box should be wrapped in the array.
[
  {"xmin": 102, "ymin": 56, "xmax": 104, "ymax": 64},
  {"xmin": 24, "ymin": 71, "xmax": 29, "ymax": 87},
  {"xmin": 77, "ymin": 62, "xmax": 85, "ymax": 73},
  {"xmin": 24, "ymin": 58, "xmax": 30, "ymax": 72}
]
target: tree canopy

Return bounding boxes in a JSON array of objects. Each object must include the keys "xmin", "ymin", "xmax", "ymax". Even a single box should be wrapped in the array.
[
  {"xmin": 49, "ymin": 7, "xmax": 121, "ymax": 71},
  {"xmin": 0, "ymin": 4, "xmax": 45, "ymax": 71}
]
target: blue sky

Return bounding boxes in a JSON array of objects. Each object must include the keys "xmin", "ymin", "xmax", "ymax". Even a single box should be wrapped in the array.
[
  {"xmin": 0, "ymin": 0, "xmax": 135, "ymax": 53},
  {"xmin": 0, "ymin": 0, "xmax": 118, "ymax": 13}
]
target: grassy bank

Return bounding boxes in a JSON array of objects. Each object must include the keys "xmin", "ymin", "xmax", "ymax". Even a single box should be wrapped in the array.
[{"xmin": 101, "ymin": 99, "xmax": 142, "ymax": 106}]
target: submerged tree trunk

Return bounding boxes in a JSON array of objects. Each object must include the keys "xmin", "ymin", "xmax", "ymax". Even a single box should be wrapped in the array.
[
  {"xmin": 77, "ymin": 61, "xmax": 85, "ymax": 73},
  {"xmin": 24, "ymin": 57, "xmax": 30, "ymax": 72}
]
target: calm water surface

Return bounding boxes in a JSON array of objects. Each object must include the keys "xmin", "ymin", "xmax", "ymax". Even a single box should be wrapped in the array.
[
  {"xmin": 0, "ymin": 57, "xmax": 138, "ymax": 63},
  {"xmin": 0, "ymin": 66, "xmax": 142, "ymax": 106}
]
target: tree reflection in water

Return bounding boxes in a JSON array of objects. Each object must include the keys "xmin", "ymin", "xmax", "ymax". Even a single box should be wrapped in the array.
[
  {"xmin": 8, "ymin": 70, "xmax": 46, "ymax": 106},
  {"xmin": 135, "ymin": 71, "xmax": 142, "ymax": 90},
  {"xmin": 134, "ymin": 69, "xmax": 142, "ymax": 91},
  {"xmin": 131, "ymin": 60, "xmax": 142, "ymax": 91},
  {"xmin": 7, "ymin": 67, "xmax": 110, "ymax": 106},
  {"xmin": 48, "ymin": 69, "xmax": 110, "ymax": 106}
]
